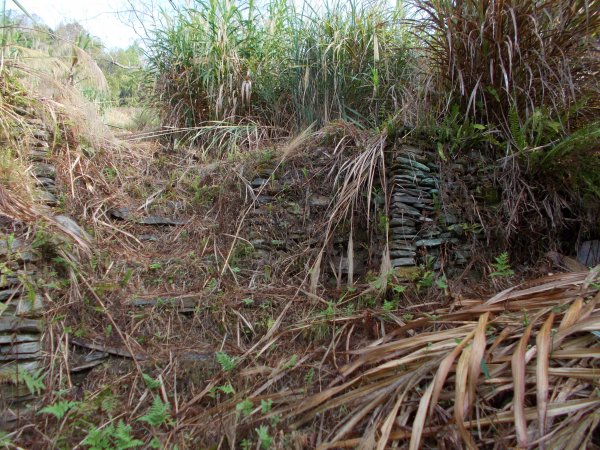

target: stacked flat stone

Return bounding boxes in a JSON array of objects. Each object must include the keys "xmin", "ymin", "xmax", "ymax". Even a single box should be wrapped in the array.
[
  {"xmin": 389, "ymin": 145, "xmax": 468, "ymax": 269},
  {"xmin": 0, "ymin": 238, "xmax": 44, "ymax": 428},
  {"xmin": 27, "ymin": 119, "xmax": 58, "ymax": 206},
  {"xmin": 1, "ymin": 117, "xmax": 54, "ymax": 428}
]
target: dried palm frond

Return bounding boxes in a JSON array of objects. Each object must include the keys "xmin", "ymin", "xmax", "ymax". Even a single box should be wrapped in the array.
[{"xmin": 282, "ymin": 268, "xmax": 600, "ymax": 449}]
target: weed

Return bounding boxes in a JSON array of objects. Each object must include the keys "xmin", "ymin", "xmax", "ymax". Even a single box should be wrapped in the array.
[
  {"xmin": 260, "ymin": 399, "xmax": 273, "ymax": 414},
  {"xmin": 19, "ymin": 368, "xmax": 45, "ymax": 396},
  {"xmin": 255, "ymin": 425, "xmax": 273, "ymax": 450},
  {"xmin": 38, "ymin": 400, "xmax": 81, "ymax": 420},
  {"xmin": 137, "ymin": 396, "xmax": 172, "ymax": 427},
  {"xmin": 236, "ymin": 399, "xmax": 254, "ymax": 417},
  {"xmin": 490, "ymin": 252, "xmax": 514, "ymax": 278},
  {"xmin": 215, "ymin": 351, "xmax": 237, "ymax": 372},
  {"xmin": 83, "ymin": 420, "xmax": 144, "ymax": 450},
  {"xmin": 142, "ymin": 373, "xmax": 161, "ymax": 390}
]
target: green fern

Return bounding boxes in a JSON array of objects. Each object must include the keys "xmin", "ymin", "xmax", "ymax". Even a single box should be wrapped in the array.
[
  {"xmin": 142, "ymin": 373, "xmax": 161, "ymax": 390},
  {"xmin": 509, "ymin": 106, "xmax": 526, "ymax": 152},
  {"xmin": 490, "ymin": 252, "xmax": 514, "ymax": 277},
  {"xmin": 256, "ymin": 426, "xmax": 273, "ymax": 450},
  {"xmin": 236, "ymin": 398, "xmax": 254, "ymax": 417},
  {"xmin": 215, "ymin": 351, "xmax": 237, "ymax": 372},
  {"xmin": 38, "ymin": 400, "xmax": 80, "ymax": 419},
  {"xmin": 0, "ymin": 430, "xmax": 13, "ymax": 447},
  {"xmin": 137, "ymin": 396, "xmax": 172, "ymax": 427},
  {"xmin": 113, "ymin": 421, "xmax": 145, "ymax": 449},
  {"xmin": 83, "ymin": 420, "xmax": 143, "ymax": 450},
  {"xmin": 19, "ymin": 368, "xmax": 45, "ymax": 396}
]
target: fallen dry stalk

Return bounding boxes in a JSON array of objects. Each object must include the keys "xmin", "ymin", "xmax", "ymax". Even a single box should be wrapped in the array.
[{"xmin": 280, "ymin": 268, "xmax": 600, "ymax": 448}]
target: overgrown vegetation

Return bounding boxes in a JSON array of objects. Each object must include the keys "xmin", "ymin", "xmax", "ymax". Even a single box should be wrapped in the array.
[
  {"xmin": 1, "ymin": 0, "xmax": 600, "ymax": 448},
  {"xmin": 145, "ymin": 0, "xmax": 415, "ymax": 130}
]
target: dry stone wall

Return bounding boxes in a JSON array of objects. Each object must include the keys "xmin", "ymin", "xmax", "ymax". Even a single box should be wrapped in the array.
[
  {"xmin": 1, "ymin": 116, "xmax": 55, "ymax": 428},
  {"xmin": 388, "ymin": 145, "xmax": 478, "ymax": 271}
]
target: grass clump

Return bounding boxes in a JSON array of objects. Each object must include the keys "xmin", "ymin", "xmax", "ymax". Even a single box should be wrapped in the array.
[{"xmin": 145, "ymin": 0, "xmax": 415, "ymax": 132}]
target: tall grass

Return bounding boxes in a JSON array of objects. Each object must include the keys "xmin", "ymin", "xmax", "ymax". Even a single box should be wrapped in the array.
[
  {"xmin": 145, "ymin": 0, "xmax": 415, "ymax": 131},
  {"xmin": 411, "ymin": 0, "xmax": 600, "ymax": 133}
]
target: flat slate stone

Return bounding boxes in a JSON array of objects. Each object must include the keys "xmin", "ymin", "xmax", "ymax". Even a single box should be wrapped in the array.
[
  {"xmin": 0, "ymin": 318, "xmax": 42, "ymax": 333},
  {"xmin": 34, "ymin": 177, "xmax": 55, "ymax": 189},
  {"xmin": 0, "ymin": 238, "xmax": 24, "ymax": 256},
  {"xmin": 139, "ymin": 216, "xmax": 187, "ymax": 226},
  {"xmin": 54, "ymin": 215, "xmax": 92, "ymax": 241},
  {"xmin": 577, "ymin": 240, "xmax": 600, "ymax": 267},
  {"xmin": 419, "ymin": 178, "xmax": 438, "ymax": 187},
  {"xmin": 0, "ymin": 341, "xmax": 41, "ymax": 355},
  {"xmin": 138, "ymin": 234, "xmax": 159, "ymax": 242},
  {"xmin": 395, "ymin": 157, "xmax": 431, "ymax": 172},
  {"xmin": 0, "ymin": 334, "xmax": 40, "ymax": 344},
  {"xmin": 308, "ymin": 195, "xmax": 330, "ymax": 207},
  {"xmin": 390, "ymin": 249, "xmax": 417, "ymax": 258},
  {"xmin": 38, "ymin": 190, "xmax": 57, "ymax": 206},
  {"xmin": 109, "ymin": 207, "xmax": 133, "ymax": 219},
  {"xmin": 389, "ymin": 217, "xmax": 416, "ymax": 227},
  {"xmin": 33, "ymin": 163, "xmax": 56, "ymax": 179},
  {"xmin": 251, "ymin": 177, "xmax": 269, "ymax": 188},
  {"xmin": 390, "ymin": 226, "xmax": 418, "ymax": 235},
  {"xmin": 392, "ymin": 194, "xmax": 433, "ymax": 205},
  {"xmin": 390, "ymin": 257, "xmax": 416, "ymax": 267},
  {"xmin": 0, "ymin": 289, "xmax": 21, "ymax": 302},
  {"xmin": 415, "ymin": 238, "xmax": 445, "ymax": 247},
  {"xmin": 109, "ymin": 208, "xmax": 187, "ymax": 226},
  {"xmin": 390, "ymin": 202, "xmax": 422, "ymax": 217}
]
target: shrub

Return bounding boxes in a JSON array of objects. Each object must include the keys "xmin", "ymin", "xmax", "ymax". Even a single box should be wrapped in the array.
[{"xmin": 411, "ymin": 0, "xmax": 600, "ymax": 133}]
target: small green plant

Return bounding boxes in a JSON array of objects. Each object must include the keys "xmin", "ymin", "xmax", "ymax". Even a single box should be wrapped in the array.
[
  {"xmin": 137, "ymin": 396, "xmax": 172, "ymax": 427},
  {"xmin": 19, "ymin": 368, "xmax": 45, "ymax": 395},
  {"xmin": 242, "ymin": 298, "xmax": 254, "ymax": 306},
  {"xmin": 236, "ymin": 399, "xmax": 254, "ymax": 417},
  {"xmin": 216, "ymin": 384, "xmax": 235, "ymax": 395},
  {"xmin": 383, "ymin": 299, "xmax": 397, "ymax": 312},
  {"xmin": 215, "ymin": 351, "xmax": 237, "ymax": 372},
  {"xmin": 0, "ymin": 430, "xmax": 13, "ymax": 447},
  {"xmin": 83, "ymin": 420, "xmax": 144, "ymax": 450},
  {"xmin": 490, "ymin": 252, "xmax": 514, "ymax": 277},
  {"xmin": 321, "ymin": 301, "xmax": 335, "ymax": 319},
  {"xmin": 435, "ymin": 276, "xmax": 448, "ymax": 289},
  {"xmin": 256, "ymin": 426, "xmax": 273, "ymax": 450},
  {"xmin": 38, "ymin": 400, "xmax": 80, "ymax": 419},
  {"xmin": 142, "ymin": 373, "xmax": 161, "ymax": 390},
  {"xmin": 260, "ymin": 399, "xmax": 273, "ymax": 414},
  {"xmin": 283, "ymin": 354, "xmax": 298, "ymax": 369},
  {"xmin": 417, "ymin": 271, "xmax": 434, "ymax": 290},
  {"xmin": 305, "ymin": 367, "xmax": 315, "ymax": 385}
]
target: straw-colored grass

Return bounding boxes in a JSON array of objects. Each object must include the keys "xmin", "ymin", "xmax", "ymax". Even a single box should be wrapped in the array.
[{"xmin": 269, "ymin": 269, "xmax": 600, "ymax": 448}]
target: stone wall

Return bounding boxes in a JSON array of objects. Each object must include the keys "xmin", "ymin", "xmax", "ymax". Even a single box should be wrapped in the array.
[
  {"xmin": 388, "ymin": 145, "xmax": 476, "ymax": 271},
  {"xmin": 0, "ymin": 116, "xmax": 55, "ymax": 428}
]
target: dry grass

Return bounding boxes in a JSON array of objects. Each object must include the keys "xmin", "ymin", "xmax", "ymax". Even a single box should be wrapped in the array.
[{"xmin": 223, "ymin": 268, "xmax": 600, "ymax": 449}]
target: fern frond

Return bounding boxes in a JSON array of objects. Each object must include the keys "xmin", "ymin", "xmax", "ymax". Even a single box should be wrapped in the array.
[{"xmin": 137, "ymin": 396, "xmax": 172, "ymax": 427}]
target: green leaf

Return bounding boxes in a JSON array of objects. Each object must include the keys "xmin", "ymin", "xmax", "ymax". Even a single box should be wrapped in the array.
[
  {"xmin": 260, "ymin": 399, "xmax": 273, "ymax": 414},
  {"xmin": 256, "ymin": 425, "xmax": 272, "ymax": 450},
  {"xmin": 137, "ymin": 396, "xmax": 171, "ymax": 427},
  {"xmin": 283, "ymin": 354, "xmax": 298, "ymax": 369},
  {"xmin": 142, "ymin": 373, "xmax": 161, "ymax": 390},
  {"xmin": 113, "ymin": 421, "xmax": 144, "ymax": 449},
  {"xmin": 38, "ymin": 400, "xmax": 80, "ymax": 419},
  {"xmin": 215, "ymin": 351, "xmax": 237, "ymax": 372},
  {"xmin": 236, "ymin": 399, "xmax": 254, "ymax": 417}
]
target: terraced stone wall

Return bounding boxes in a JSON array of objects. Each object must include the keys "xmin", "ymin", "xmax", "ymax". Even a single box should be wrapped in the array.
[
  {"xmin": 1, "ymin": 116, "xmax": 56, "ymax": 428},
  {"xmin": 388, "ymin": 145, "xmax": 483, "ymax": 272}
]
